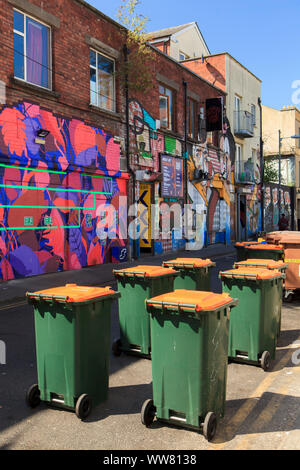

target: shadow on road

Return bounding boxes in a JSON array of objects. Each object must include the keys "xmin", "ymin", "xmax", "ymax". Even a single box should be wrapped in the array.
[{"xmin": 214, "ymin": 392, "xmax": 300, "ymax": 444}]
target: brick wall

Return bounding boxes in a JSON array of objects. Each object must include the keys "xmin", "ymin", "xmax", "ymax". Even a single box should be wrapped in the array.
[
  {"xmin": 182, "ymin": 54, "xmax": 226, "ymax": 92},
  {"xmin": 0, "ymin": 0, "xmax": 126, "ymax": 138}
]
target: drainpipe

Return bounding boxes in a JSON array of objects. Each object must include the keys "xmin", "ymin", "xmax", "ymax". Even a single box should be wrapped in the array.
[
  {"xmin": 123, "ymin": 44, "xmax": 138, "ymax": 259},
  {"xmin": 258, "ymin": 97, "xmax": 264, "ymax": 232},
  {"xmin": 183, "ymin": 80, "xmax": 188, "ymax": 205}
]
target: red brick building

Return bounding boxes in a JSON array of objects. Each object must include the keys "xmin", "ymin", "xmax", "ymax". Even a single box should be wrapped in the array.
[{"xmin": 0, "ymin": 0, "xmax": 229, "ymax": 282}]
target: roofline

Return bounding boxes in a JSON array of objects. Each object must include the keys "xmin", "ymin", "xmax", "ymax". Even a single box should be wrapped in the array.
[
  {"xmin": 74, "ymin": 0, "xmax": 125, "ymax": 31},
  {"xmin": 73, "ymin": 2, "xmax": 223, "ymax": 95},
  {"xmin": 147, "ymin": 43, "xmax": 227, "ymax": 96},
  {"xmin": 262, "ymin": 104, "xmax": 300, "ymax": 113},
  {"xmin": 146, "ymin": 22, "xmax": 194, "ymax": 39},
  {"xmin": 171, "ymin": 21, "xmax": 211, "ymax": 55},
  {"xmin": 183, "ymin": 52, "xmax": 262, "ymax": 83},
  {"xmin": 147, "ymin": 21, "xmax": 211, "ymax": 55}
]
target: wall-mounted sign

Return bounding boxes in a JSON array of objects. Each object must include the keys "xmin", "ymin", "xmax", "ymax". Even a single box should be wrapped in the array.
[
  {"xmin": 24, "ymin": 216, "xmax": 33, "ymax": 226},
  {"xmin": 206, "ymin": 97, "xmax": 223, "ymax": 132},
  {"xmin": 161, "ymin": 155, "xmax": 184, "ymax": 198}
]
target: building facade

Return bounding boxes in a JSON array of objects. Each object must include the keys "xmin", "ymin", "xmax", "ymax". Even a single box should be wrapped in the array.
[
  {"xmin": 147, "ymin": 24, "xmax": 262, "ymax": 242},
  {"xmin": 0, "ymin": 0, "xmax": 230, "ymax": 282},
  {"xmin": 183, "ymin": 53, "xmax": 262, "ymax": 242},
  {"xmin": 0, "ymin": 0, "xmax": 130, "ymax": 281},
  {"xmin": 262, "ymin": 104, "xmax": 300, "ymax": 230}
]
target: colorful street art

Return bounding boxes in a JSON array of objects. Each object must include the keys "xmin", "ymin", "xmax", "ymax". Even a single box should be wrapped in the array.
[
  {"xmin": 264, "ymin": 183, "xmax": 292, "ymax": 232},
  {"xmin": 187, "ymin": 117, "xmax": 236, "ymax": 248},
  {"xmin": 0, "ymin": 101, "xmax": 128, "ymax": 281},
  {"xmin": 246, "ymin": 186, "xmax": 261, "ymax": 237}
]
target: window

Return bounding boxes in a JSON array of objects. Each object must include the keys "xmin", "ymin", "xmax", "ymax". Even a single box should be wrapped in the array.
[
  {"xmin": 179, "ymin": 52, "xmax": 187, "ymax": 61},
  {"xmin": 159, "ymin": 85, "xmax": 174, "ymax": 130},
  {"xmin": 13, "ymin": 9, "xmax": 51, "ymax": 89},
  {"xmin": 90, "ymin": 49, "xmax": 115, "ymax": 112},
  {"xmin": 187, "ymin": 98, "xmax": 197, "ymax": 139},
  {"xmin": 236, "ymin": 144, "xmax": 242, "ymax": 176},
  {"xmin": 234, "ymin": 96, "xmax": 241, "ymax": 130},
  {"xmin": 298, "ymin": 127, "xmax": 300, "ymax": 149},
  {"xmin": 251, "ymin": 104, "xmax": 256, "ymax": 126}
]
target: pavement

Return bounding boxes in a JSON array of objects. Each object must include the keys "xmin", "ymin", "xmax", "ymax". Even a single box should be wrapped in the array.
[
  {"xmin": 0, "ymin": 243, "xmax": 299, "ymax": 451},
  {"xmin": 0, "ymin": 243, "xmax": 235, "ymax": 306}
]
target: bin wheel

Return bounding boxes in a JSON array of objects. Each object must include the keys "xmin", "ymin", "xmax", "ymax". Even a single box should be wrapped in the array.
[
  {"xmin": 75, "ymin": 394, "xmax": 92, "ymax": 420},
  {"xmin": 260, "ymin": 351, "xmax": 271, "ymax": 371},
  {"xmin": 203, "ymin": 412, "xmax": 217, "ymax": 441},
  {"xmin": 141, "ymin": 399, "xmax": 156, "ymax": 427},
  {"xmin": 112, "ymin": 339, "xmax": 122, "ymax": 357},
  {"xmin": 284, "ymin": 293, "xmax": 293, "ymax": 303},
  {"xmin": 26, "ymin": 384, "xmax": 41, "ymax": 408}
]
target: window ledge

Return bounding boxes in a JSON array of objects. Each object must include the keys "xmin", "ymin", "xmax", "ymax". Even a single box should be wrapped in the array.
[
  {"xmin": 158, "ymin": 128, "xmax": 183, "ymax": 140},
  {"xmin": 89, "ymin": 104, "xmax": 122, "ymax": 121},
  {"xmin": 10, "ymin": 76, "xmax": 60, "ymax": 99}
]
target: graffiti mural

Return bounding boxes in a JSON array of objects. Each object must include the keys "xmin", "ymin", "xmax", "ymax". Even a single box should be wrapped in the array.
[
  {"xmin": 264, "ymin": 183, "xmax": 292, "ymax": 232},
  {"xmin": 187, "ymin": 117, "xmax": 235, "ymax": 248},
  {"xmin": 0, "ymin": 101, "xmax": 128, "ymax": 281},
  {"xmin": 246, "ymin": 187, "xmax": 261, "ymax": 237}
]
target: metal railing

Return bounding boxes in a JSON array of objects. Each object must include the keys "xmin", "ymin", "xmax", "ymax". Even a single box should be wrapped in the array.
[
  {"xmin": 234, "ymin": 110, "xmax": 254, "ymax": 137},
  {"xmin": 235, "ymin": 159, "xmax": 255, "ymax": 183}
]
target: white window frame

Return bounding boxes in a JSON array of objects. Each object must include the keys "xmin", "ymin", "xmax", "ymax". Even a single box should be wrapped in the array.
[
  {"xmin": 159, "ymin": 84, "xmax": 174, "ymax": 130},
  {"xmin": 236, "ymin": 143, "xmax": 242, "ymax": 177},
  {"xmin": 251, "ymin": 104, "xmax": 256, "ymax": 127},
  {"xmin": 13, "ymin": 8, "xmax": 52, "ymax": 90},
  {"xmin": 90, "ymin": 48, "xmax": 116, "ymax": 113},
  {"xmin": 234, "ymin": 95, "xmax": 241, "ymax": 131}
]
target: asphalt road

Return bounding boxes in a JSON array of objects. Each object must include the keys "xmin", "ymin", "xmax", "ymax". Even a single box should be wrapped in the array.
[{"xmin": 0, "ymin": 253, "xmax": 299, "ymax": 451}]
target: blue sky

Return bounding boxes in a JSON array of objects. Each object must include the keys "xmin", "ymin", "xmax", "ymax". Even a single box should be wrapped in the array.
[{"xmin": 88, "ymin": 0, "xmax": 299, "ymax": 110}]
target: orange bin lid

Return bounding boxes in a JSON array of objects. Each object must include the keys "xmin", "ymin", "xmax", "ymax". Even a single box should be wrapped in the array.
[
  {"xmin": 163, "ymin": 258, "xmax": 215, "ymax": 268},
  {"xmin": 247, "ymin": 243, "xmax": 283, "ymax": 250},
  {"xmin": 146, "ymin": 289, "xmax": 235, "ymax": 312},
  {"xmin": 113, "ymin": 265, "xmax": 177, "ymax": 278},
  {"xmin": 220, "ymin": 267, "xmax": 283, "ymax": 280},
  {"xmin": 235, "ymin": 241, "xmax": 262, "ymax": 247},
  {"xmin": 273, "ymin": 235, "xmax": 300, "ymax": 244},
  {"xmin": 27, "ymin": 284, "xmax": 118, "ymax": 303},
  {"xmin": 234, "ymin": 259, "xmax": 288, "ymax": 270}
]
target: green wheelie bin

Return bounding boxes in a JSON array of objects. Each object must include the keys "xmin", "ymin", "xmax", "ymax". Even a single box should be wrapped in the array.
[
  {"xmin": 26, "ymin": 284, "xmax": 120, "ymax": 420},
  {"xmin": 245, "ymin": 243, "xmax": 284, "ymax": 261},
  {"xmin": 220, "ymin": 267, "xmax": 284, "ymax": 370},
  {"xmin": 142, "ymin": 290, "xmax": 238, "ymax": 441},
  {"xmin": 233, "ymin": 259, "xmax": 288, "ymax": 339},
  {"xmin": 113, "ymin": 265, "xmax": 178, "ymax": 358},
  {"xmin": 162, "ymin": 258, "xmax": 216, "ymax": 291},
  {"xmin": 235, "ymin": 241, "xmax": 263, "ymax": 261}
]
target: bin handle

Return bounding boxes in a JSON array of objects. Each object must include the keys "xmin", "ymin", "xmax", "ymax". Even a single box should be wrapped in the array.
[
  {"xmin": 147, "ymin": 298, "xmax": 238, "ymax": 313},
  {"xmin": 164, "ymin": 262, "xmax": 216, "ymax": 268},
  {"xmin": 147, "ymin": 299, "xmax": 197, "ymax": 312},
  {"xmin": 114, "ymin": 270, "xmax": 147, "ymax": 278},
  {"xmin": 220, "ymin": 272, "xmax": 284, "ymax": 280},
  {"xmin": 26, "ymin": 292, "xmax": 70, "ymax": 301}
]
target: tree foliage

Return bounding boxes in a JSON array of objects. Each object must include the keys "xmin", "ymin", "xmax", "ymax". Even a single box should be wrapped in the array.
[
  {"xmin": 264, "ymin": 157, "xmax": 283, "ymax": 183},
  {"xmin": 116, "ymin": 0, "xmax": 155, "ymax": 92}
]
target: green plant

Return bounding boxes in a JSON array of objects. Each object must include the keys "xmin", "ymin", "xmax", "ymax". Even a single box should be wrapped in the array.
[
  {"xmin": 264, "ymin": 157, "xmax": 281, "ymax": 183},
  {"xmin": 116, "ymin": 0, "xmax": 155, "ymax": 92}
]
